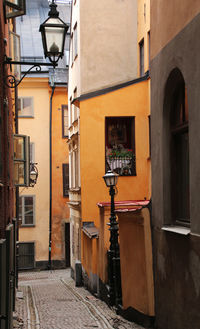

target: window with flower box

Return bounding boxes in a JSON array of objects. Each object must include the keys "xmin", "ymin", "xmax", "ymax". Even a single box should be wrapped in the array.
[{"xmin": 105, "ymin": 117, "xmax": 136, "ymax": 176}]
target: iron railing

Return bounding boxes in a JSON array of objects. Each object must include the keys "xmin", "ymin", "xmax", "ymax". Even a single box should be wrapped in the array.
[{"xmin": 106, "ymin": 154, "xmax": 136, "ymax": 176}]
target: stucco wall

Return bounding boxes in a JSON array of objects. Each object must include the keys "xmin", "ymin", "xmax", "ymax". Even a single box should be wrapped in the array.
[
  {"xmin": 80, "ymin": 0, "xmax": 138, "ymax": 94},
  {"xmin": 51, "ymin": 87, "xmax": 70, "ymax": 262},
  {"xmin": 18, "ymin": 78, "xmax": 50, "ymax": 262},
  {"xmin": 80, "ymin": 80, "xmax": 150, "ymax": 223},
  {"xmin": 151, "ymin": 12, "xmax": 200, "ymax": 329},
  {"xmin": 151, "ymin": 0, "xmax": 200, "ymax": 59}
]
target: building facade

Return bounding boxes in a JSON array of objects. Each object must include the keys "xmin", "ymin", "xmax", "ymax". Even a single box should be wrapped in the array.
[
  {"xmin": 16, "ymin": 0, "xmax": 71, "ymax": 270},
  {"xmin": 68, "ymin": 0, "xmax": 153, "ymax": 325},
  {"xmin": 0, "ymin": 1, "xmax": 26, "ymax": 327},
  {"xmin": 151, "ymin": 1, "xmax": 200, "ymax": 328}
]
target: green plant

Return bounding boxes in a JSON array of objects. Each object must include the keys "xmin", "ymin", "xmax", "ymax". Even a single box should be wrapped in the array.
[{"xmin": 108, "ymin": 149, "xmax": 133, "ymax": 159}]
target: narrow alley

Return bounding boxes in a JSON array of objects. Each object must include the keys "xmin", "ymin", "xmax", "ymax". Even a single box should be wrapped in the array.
[{"xmin": 14, "ymin": 269, "xmax": 145, "ymax": 329}]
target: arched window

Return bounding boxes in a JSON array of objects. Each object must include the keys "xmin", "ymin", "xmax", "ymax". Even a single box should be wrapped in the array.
[{"xmin": 170, "ymin": 77, "xmax": 190, "ymax": 224}]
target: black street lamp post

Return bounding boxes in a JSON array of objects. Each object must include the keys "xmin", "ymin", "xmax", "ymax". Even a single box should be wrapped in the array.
[{"xmin": 103, "ymin": 170, "xmax": 122, "ymax": 309}]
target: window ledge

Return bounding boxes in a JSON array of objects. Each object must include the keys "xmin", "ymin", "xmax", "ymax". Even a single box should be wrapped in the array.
[
  {"xmin": 18, "ymin": 116, "xmax": 34, "ymax": 118},
  {"xmin": 162, "ymin": 225, "xmax": 190, "ymax": 235},
  {"xmin": 20, "ymin": 224, "xmax": 35, "ymax": 228}
]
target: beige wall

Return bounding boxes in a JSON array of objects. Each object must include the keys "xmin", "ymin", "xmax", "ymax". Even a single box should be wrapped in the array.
[
  {"xmin": 80, "ymin": 0, "xmax": 138, "ymax": 94},
  {"xmin": 68, "ymin": 0, "xmax": 80, "ymax": 102},
  {"xmin": 18, "ymin": 78, "xmax": 50, "ymax": 262},
  {"xmin": 151, "ymin": 0, "xmax": 200, "ymax": 59}
]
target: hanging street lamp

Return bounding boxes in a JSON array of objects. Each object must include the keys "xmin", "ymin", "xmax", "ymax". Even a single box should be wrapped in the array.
[
  {"xmin": 103, "ymin": 170, "xmax": 122, "ymax": 309},
  {"xmin": 4, "ymin": 0, "xmax": 69, "ymax": 88},
  {"xmin": 29, "ymin": 163, "xmax": 39, "ymax": 187},
  {"xmin": 39, "ymin": 0, "xmax": 69, "ymax": 67}
]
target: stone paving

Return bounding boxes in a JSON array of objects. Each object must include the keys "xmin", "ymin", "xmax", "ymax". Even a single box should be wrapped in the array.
[{"xmin": 14, "ymin": 269, "xmax": 146, "ymax": 329}]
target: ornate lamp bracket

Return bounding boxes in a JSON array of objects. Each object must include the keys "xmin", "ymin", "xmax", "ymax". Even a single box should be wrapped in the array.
[{"xmin": 3, "ymin": 56, "xmax": 56, "ymax": 89}]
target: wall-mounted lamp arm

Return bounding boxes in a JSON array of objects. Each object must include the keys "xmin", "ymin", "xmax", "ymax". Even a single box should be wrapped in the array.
[{"xmin": 3, "ymin": 56, "xmax": 57, "ymax": 89}]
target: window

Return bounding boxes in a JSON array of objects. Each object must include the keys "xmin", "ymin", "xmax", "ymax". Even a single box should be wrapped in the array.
[
  {"xmin": 105, "ymin": 117, "xmax": 136, "ymax": 176},
  {"xmin": 75, "ymin": 149, "xmax": 79, "ymax": 187},
  {"xmin": 139, "ymin": 39, "xmax": 144, "ymax": 76},
  {"xmin": 70, "ymin": 23, "xmax": 78, "ymax": 65},
  {"xmin": 62, "ymin": 105, "xmax": 68, "ymax": 138},
  {"xmin": 69, "ymin": 97, "xmax": 72, "ymax": 127},
  {"xmin": 70, "ymin": 33, "xmax": 73, "ymax": 66},
  {"xmin": 63, "ymin": 164, "xmax": 69, "ymax": 197},
  {"xmin": 73, "ymin": 24, "xmax": 78, "ymax": 60},
  {"xmin": 148, "ymin": 31, "xmax": 150, "ymax": 70},
  {"xmin": 14, "ymin": 134, "xmax": 30, "ymax": 186},
  {"xmin": 18, "ymin": 97, "xmax": 34, "ymax": 117},
  {"xmin": 170, "ymin": 84, "xmax": 189, "ymax": 224},
  {"xmin": 5, "ymin": 0, "xmax": 26, "ymax": 19},
  {"xmin": 30, "ymin": 142, "xmax": 35, "ymax": 163},
  {"xmin": 73, "ymin": 88, "xmax": 78, "ymax": 122},
  {"xmin": 69, "ymin": 144, "xmax": 79, "ymax": 188},
  {"xmin": 19, "ymin": 195, "xmax": 35, "ymax": 226}
]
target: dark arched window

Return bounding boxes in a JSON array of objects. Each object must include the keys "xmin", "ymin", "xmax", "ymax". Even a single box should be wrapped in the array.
[{"xmin": 170, "ymin": 80, "xmax": 190, "ymax": 224}]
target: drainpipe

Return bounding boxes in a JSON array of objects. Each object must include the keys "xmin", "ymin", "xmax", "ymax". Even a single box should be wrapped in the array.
[
  {"xmin": 48, "ymin": 77, "xmax": 55, "ymax": 270},
  {"xmin": 13, "ymin": 18, "xmax": 19, "ymax": 289}
]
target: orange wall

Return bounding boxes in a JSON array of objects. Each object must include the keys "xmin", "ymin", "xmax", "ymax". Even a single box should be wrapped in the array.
[
  {"xmin": 80, "ymin": 80, "xmax": 151, "ymax": 226},
  {"xmin": 118, "ymin": 208, "xmax": 154, "ymax": 315},
  {"xmin": 51, "ymin": 87, "xmax": 70, "ymax": 261}
]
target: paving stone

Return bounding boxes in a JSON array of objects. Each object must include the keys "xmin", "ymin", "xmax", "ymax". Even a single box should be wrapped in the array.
[{"xmin": 14, "ymin": 269, "xmax": 145, "ymax": 329}]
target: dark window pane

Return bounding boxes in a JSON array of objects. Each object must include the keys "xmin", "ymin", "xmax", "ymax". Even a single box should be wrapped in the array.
[
  {"xmin": 139, "ymin": 39, "xmax": 144, "ymax": 76},
  {"xmin": 170, "ymin": 82, "xmax": 190, "ymax": 223},
  {"xmin": 63, "ymin": 164, "xmax": 69, "ymax": 196}
]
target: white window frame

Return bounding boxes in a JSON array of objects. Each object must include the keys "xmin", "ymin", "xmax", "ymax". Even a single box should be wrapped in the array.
[
  {"xmin": 19, "ymin": 195, "xmax": 36, "ymax": 226},
  {"xmin": 18, "ymin": 97, "xmax": 34, "ymax": 118},
  {"xmin": 14, "ymin": 134, "xmax": 30, "ymax": 187},
  {"xmin": 73, "ymin": 23, "xmax": 78, "ymax": 60},
  {"xmin": 30, "ymin": 142, "xmax": 35, "ymax": 163}
]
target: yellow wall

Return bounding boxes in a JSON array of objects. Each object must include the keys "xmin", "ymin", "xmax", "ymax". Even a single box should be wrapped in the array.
[
  {"xmin": 18, "ymin": 78, "xmax": 50, "ymax": 262},
  {"xmin": 138, "ymin": 0, "xmax": 150, "ymax": 75},
  {"xmin": 80, "ymin": 80, "xmax": 150, "ymax": 226},
  {"xmin": 51, "ymin": 87, "xmax": 70, "ymax": 261}
]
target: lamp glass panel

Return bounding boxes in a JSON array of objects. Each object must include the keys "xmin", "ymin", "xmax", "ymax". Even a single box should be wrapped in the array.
[
  {"xmin": 44, "ymin": 18, "xmax": 65, "ymax": 55},
  {"xmin": 30, "ymin": 170, "xmax": 37, "ymax": 182}
]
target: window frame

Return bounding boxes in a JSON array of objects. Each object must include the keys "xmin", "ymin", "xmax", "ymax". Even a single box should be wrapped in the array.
[
  {"xmin": 73, "ymin": 23, "xmax": 78, "ymax": 61},
  {"xmin": 62, "ymin": 163, "xmax": 69, "ymax": 197},
  {"xmin": 105, "ymin": 116, "xmax": 136, "ymax": 176},
  {"xmin": 139, "ymin": 38, "xmax": 144, "ymax": 77},
  {"xmin": 62, "ymin": 105, "xmax": 68, "ymax": 138},
  {"xmin": 18, "ymin": 97, "xmax": 34, "ymax": 118},
  {"xmin": 19, "ymin": 195, "xmax": 35, "ymax": 227},
  {"xmin": 170, "ymin": 85, "xmax": 190, "ymax": 225},
  {"xmin": 14, "ymin": 134, "xmax": 30, "ymax": 187}
]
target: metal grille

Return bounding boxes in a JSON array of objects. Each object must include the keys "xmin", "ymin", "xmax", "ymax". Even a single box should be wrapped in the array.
[
  {"xmin": 106, "ymin": 154, "xmax": 136, "ymax": 176},
  {"xmin": 18, "ymin": 242, "xmax": 35, "ymax": 270}
]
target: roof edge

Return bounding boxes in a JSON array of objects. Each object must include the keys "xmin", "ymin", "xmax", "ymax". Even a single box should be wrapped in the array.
[{"xmin": 72, "ymin": 71, "xmax": 150, "ymax": 105}]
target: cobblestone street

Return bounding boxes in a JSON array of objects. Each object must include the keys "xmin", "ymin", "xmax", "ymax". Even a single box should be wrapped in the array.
[{"xmin": 14, "ymin": 269, "xmax": 146, "ymax": 329}]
